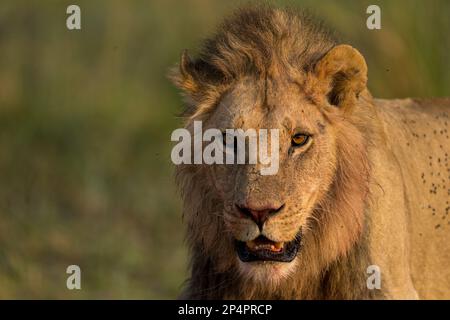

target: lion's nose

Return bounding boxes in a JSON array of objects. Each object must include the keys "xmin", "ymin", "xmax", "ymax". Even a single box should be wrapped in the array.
[{"xmin": 236, "ymin": 203, "xmax": 285, "ymax": 230}]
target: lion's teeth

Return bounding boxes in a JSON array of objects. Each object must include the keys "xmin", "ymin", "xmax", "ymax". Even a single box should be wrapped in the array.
[
  {"xmin": 245, "ymin": 240, "xmax": 284, "ymax": 252},
  {"xmin": 274, "ymin": 242, "xmax": 284, "ymax": 251}
]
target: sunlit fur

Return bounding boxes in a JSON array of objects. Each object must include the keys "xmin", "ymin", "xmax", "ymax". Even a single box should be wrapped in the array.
[{"xmin": 171, "ymin": 6, "xmax": 385, "ymax": 299}]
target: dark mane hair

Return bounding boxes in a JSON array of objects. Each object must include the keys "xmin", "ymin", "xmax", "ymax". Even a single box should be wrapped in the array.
[
  {"xmin": 170, "ymin": 6, "xmax": 337, "ymax": 116},
  {"xmin": 196, "ymin": 5, "xmax": 336, "ymax": 80}
]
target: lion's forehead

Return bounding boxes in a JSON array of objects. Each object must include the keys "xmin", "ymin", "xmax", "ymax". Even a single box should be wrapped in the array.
[{"xmin": 209, "ymin": 82, "xmax": 325, "ymax": 132}]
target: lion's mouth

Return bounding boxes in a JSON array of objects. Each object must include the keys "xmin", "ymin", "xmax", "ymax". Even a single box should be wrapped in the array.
[{"xmin": 235, "ymin": 232, "xmax": 302, "ymax": 263}]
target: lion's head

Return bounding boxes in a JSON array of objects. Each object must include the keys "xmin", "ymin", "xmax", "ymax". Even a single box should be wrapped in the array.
[{"xmin": 171, "ymin": 7, "xmax": 374, "ymax": 298}]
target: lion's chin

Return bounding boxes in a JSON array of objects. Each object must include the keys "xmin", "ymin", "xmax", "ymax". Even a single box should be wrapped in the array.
[{"xmin": 237, "ymin": 258, "xmax": 298, "ymax": 285}]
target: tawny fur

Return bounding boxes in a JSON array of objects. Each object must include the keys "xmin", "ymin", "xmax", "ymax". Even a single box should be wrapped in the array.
[{"xmin": 170, "ymin": 6, "xmax": 450, "ymax": 299}]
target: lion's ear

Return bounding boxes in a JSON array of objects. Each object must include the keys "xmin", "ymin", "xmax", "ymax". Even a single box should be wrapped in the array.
[
  {"xmin": 169, "ymin": 50, "xmax": 200, "ymax": 98},
  {"xmin": 169, "ymin": 50, "xmax": 223, "ymax": 102},
  {"xmin": 314, "ymin": 45, "xmax": 368, "ymax": 112}
]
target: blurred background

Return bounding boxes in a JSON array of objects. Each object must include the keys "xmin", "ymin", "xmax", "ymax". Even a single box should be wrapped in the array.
[{"xmin": 0, "ymin": 0, "xmax": 448, "ymax": 299}]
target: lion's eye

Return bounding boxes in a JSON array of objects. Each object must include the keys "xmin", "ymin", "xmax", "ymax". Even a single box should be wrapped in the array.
[{"xmin": 291, "ymin": 133, "xmax": 310, "ymax": 147}]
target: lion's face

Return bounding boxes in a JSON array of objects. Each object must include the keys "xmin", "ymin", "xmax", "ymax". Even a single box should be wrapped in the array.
[
  {"xmin": 203, "ymin": 77, "xmax": 338, "ymax": 281},
  {"xmin": 173, "ymin": 39, "xmax": 370, "ymax": 288}
]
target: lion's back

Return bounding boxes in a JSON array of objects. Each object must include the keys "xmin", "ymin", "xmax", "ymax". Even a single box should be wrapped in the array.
[{"xmin": 376, "ymin": 98, "xmax": 450, "ymax": 298}]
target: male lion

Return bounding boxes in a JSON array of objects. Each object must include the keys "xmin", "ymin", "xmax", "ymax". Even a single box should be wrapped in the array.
[{"xmin": 170, "ymin": 6, "xmax": 450, "ymax": 299}]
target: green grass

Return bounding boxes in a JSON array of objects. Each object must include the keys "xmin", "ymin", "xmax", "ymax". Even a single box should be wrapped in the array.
[{"xmin": 0, "ymin": 0, "xmax": 448, "ymax": 298}]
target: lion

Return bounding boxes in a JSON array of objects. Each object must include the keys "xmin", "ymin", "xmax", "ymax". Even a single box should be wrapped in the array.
[{"xmin": 169, "ymin": 6, "xmax": 450, "ymax": 299}]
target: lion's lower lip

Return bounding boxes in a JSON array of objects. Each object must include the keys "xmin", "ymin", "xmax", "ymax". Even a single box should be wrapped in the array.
[{"xmin": 235, "ymin": 231, "xmax": 302, "ymax": 263}]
